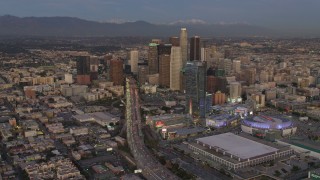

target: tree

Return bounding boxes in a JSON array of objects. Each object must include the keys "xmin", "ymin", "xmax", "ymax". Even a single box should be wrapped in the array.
[
  {"xmin": 291, "ymin": 165, "xmax": 300, "ymax": 172},
  {"xmin": 269, "ymin": 160, "xmax": 274, "ymax": 166},
  {"xmin": 308, "ymin": 162, "xmax": 315, "ymax": 167},
  {"xmin": 274, "ymin": 170, "xmax": 281, "ymax": 177},
  {"xmin": 159, "ymin": 156, "xmax": 166, "ymax": 165},
  {"xmin": 220, "ymin": 168, "xmax": 226, "ymax": 175}
]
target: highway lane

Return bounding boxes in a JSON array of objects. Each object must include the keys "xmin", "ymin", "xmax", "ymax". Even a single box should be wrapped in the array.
[{"xmin": 125, "ymin": 78, "xmax": 180, "ymax": 180}]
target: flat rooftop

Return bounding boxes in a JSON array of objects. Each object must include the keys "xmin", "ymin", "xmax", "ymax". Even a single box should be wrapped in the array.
[{"xmin": 197, "ymin": 133, "xmax": 278, "ymax": 159}]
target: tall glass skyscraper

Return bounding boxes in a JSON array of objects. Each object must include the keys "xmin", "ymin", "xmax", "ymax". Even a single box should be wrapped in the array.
[
  {"xmin": 180, "ymin": 28, "xmax": 188, "ymax": 67},
  {"xmin": 185, "ymin": 61, "xmax": 207, "ymax": 118},
  {"xmin": 180, "ymin": 28, "xmax": 188, "ymax": 92}
]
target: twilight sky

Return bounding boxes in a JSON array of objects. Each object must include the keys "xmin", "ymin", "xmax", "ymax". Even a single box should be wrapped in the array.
[{"xmin": 1, "ymin": 0, "xmax": 319, "ymax": 30}]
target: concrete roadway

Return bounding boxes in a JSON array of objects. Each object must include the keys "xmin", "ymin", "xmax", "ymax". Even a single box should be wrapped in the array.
[{"xmin": 125, "ymin": 78, "xmax": 180, "ymax": 180}]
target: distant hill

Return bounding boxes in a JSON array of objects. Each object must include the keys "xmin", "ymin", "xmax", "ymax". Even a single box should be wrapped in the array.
[{"xmin": 0, "ymin": 15, "xmax": 276, "ymax": 37}]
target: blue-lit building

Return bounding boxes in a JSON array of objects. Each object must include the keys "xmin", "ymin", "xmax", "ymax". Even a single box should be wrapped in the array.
[
  {"xmin": 206, "ymin": 93, "xmax": 213, "ymax": 113},
  {"xmin": 184, "ymin": 61, "xmax": 207, "ymax": 118}
]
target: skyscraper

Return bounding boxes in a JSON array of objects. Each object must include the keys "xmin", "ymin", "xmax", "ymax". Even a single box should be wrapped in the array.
[
  {"xmin": 190, "ymin": 36, "xmax": 201, "ymax": 61},
  {"xmin": 245, "ymin": 68, "xmax": 257, "ymax": 85},
  {"xmin": 223, "ymin": 59, "xmax": 233, "ymax": 75},
  {"xmin": 76, "ymin": 56, "xmax": 91, "ymax": 85},
  {"xmin": 169, "ymin": 37, "xmax": 180, "ymax": 47},
  {"xmin": 90, "ymin": 56, "xmax": 99, "ymax": 81},
  {"xmin": 170, "ymin": 46, "xmax": 182, "ymax": 91},
  {"xmin": 207, "ymin": 76, "xmax": 228, "ymax": 93},
  {"xmin": 185, "ymin": 61, "xmax": 207, "ymax": 118},
  {"xmin": 129, "ymin": 50, "xmax": 139, "ymax": 74},
  {"xmin": 77, "ymin": 56, "xmax": 90, "ymax": 75},
  {"xmin": 138, "ymin": 65, "xmax": 149, "ymax": 85},
  {"xmin": 232, "ymin": 60, "xmax": 241, "ymax": 73},
  {"xmin": 148, "ymin": 43, "xmax": 159, "ymax": 74},
  {"xmin": 201, "ymin": 47, "xmax": 206, "ymax": 61},
  {"xmin": 158, "ymin": 44, "xmax": 172, "ymax": 55},
  {"xmin": 229, "ymin": 82, "xmax": 242, "ymax": 102},
  {"xmin": 159, "ymin": 54, "xmax": 171, "ymax": 87},
  {"xmin": 158, "ymin": 44, "xmax": 172, "ymax": 88},
  {"xmin": 180, "ymin": 28, "xmax": 188, "ymax": 92},
  {"xmin": 110, "ymin": 58, "xmax": 124, "ymax": 86},
  {"xmin": 180, "ymin": 28, "xmax": 188, "ymax": 66}
]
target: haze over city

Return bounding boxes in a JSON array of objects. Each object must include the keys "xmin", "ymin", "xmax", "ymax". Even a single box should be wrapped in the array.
[{"xmin": 1, "ymin": 0, "xmax": 320, "ymax": 35}]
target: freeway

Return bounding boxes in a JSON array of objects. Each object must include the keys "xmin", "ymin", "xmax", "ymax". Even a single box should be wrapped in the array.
[{"xmin": 125, "ymin": 77, "xmax": 180, "ymax": 180}]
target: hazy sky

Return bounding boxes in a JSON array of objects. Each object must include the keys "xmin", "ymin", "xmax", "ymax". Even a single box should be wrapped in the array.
[{"xmin": 1, "ymin": 0, "xmax": 319, "ymax": 30}]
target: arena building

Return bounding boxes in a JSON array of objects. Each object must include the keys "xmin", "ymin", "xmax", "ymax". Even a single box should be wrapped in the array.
[
  {"xmin": 188, "ymin": 133, "xmax": 294, "ymax": 170},
  {"xmin": 241, "ymin": 114, "xmax": 297, "ymax": 137}
]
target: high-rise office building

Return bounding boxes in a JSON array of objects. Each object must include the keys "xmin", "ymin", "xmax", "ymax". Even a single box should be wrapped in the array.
[
  {"xmin": 159, "ymin": 54, "xmax": 171, "ymax": 87},
  {"xmin": 76, "ymin": 56, "xmax": 91, "ymax": 85},
  {"xmin": 129, "ymin": 50, "xmax": 139, "ymax": 74},
  {"xmin": 103, "ymin": 54, "xmax": 113, "ymax": 81},
  {"xmin": 207, "ymin": 76, "xmax": 227, "ymax": 93},
  {"xmin": 110, "ymin": 58, "xmax": 124, "ymax": 86},
  {"xmin": 138, "ymin": 65, "xmax": 149, "ymax": 85},
  {"xmin": 201, "ymin": 47, "xmax": 206, "ymax": 61},
  {"xmin": 169, "ymin": 37, "xmax": 180, "ymax": 47},
  {"xmin": 245, "ymin": 68, "xmax": 257, "ymax": 85},
  {"xmin": 158, "ymin": 44, "xmax": 172, "ymax": 55},
  {"xmin": 185, "ymin": 61, "xmax": 207, "ymax": 118},
  {"xmin": 190, "ymin": 36, "xmax": 201, "ymax": 61},
  {"xmin": 148, "ymin": 43, "xmax": 159, "ymax": 74},
  {"xmin": 158, "ymin": 44, "xmax": 172, "ymax": 88},
  {"xmin": 180, "ymin": 28, "xmax": 188, "ymax": 66},
  {"xmin": 232, "ymin": 60, "xmax": 241, "ymax": 73},
  {"xmin": 77, "ymin": 56, "xmax": 90, "ymax": 75},
  {"xmin": 180, "ymin": 28, "xmax": 188, "ymax": 92},
  {"xmin": 223, "ymin": 59, "xmax": 233, "ymax": 75},
  {"xmin": 90, "ymin": 56, "xmax": 99, "ymax": 81},
  {"xmin": 170, "ymin": 46, "xmax": 182, "ymax": 91},
  {"xmin": 229, "ymin": 82, "xmax": 242, "ymax": 101}
]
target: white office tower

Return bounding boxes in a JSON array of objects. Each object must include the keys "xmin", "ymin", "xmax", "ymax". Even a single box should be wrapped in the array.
[
  {"xmin": 229, "ymin": 82, "xmax": 242, "ymax": 102},
  {"xmin": 201, "ymin": 47, "xmax": 206, "ymax": 61},
  {"xmin": 180, "ymin": 28, "xmax": 188, "ymax": 67},
  {"xmin": 65, "ymin": 73, "xmax": 73, "ymax": 84},
  {"xmin": 232, "ymin": 60, "xmax": 241, "ymax": 73},
  {"xmin": 129, "ymin": 50, "xmax": 139, "ymax": 74},
  {"xmin": 170, "ymin": 46, "xmax": 182, "ymax": 91}
]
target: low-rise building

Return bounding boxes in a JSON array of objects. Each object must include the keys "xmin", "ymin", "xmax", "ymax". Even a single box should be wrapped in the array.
[
  {"xmin": 69, "ymin": 127, "xmax": 89, "ymax": 136},
  {"xmin": 188, "ymin": 133, "xmax": 294, "ymax": 170}
]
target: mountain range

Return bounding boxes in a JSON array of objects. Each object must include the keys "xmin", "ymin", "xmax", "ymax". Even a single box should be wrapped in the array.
[{"xmin": 0, "ymin": 15, "xmax": 279, "ymax": 37}]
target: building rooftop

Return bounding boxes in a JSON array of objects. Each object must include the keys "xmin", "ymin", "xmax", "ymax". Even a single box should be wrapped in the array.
[
  {"xmin": 170, "ymin": 127, "xmax": 205, "ymax": 136},
  {"xmin": 196, "ymin": 133, "xmax": 278, "ymax": 160},
  {"xmin": 147, "ymin": 114, "xmax": 190, "ymax": 121}
]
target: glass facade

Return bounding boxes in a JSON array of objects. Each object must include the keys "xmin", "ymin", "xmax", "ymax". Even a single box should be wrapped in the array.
[{"xmin": 185, "ymin": 61, "xmax": 207, "ymax": 118}]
